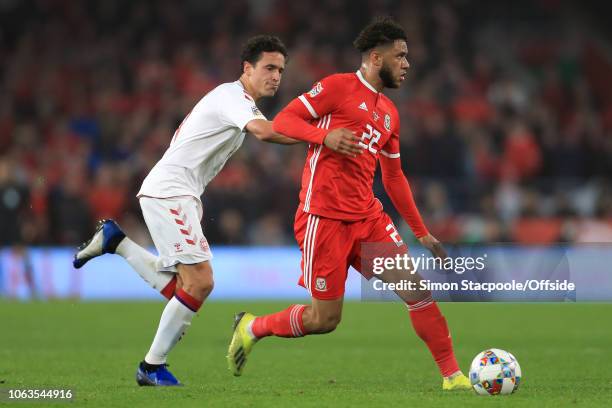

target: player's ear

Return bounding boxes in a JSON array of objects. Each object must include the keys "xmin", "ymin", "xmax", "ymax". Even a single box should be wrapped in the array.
[
  {"xmin": 369, "ymin": 49, "xmax": 384, "ymax": 68},
  {"xmin": 243, "ymin": 61, "xmax": 253, "ymax": 76}
]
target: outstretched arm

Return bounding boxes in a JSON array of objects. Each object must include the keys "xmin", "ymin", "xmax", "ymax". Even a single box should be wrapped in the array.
[
  {"xmin": 273, "ymin": 98, "xmax": 363, "ymax": 156},
  {"xmin": 245, "ymin": 119, "xmax": 301, "ymax": 144}
]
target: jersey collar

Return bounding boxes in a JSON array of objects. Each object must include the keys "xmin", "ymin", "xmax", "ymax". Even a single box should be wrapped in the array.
[
  {"xmin": 356, "ymin": 70, "xmax": 378, "ymax": 94},
  {"xmin": 235, "ymin": 79, "xmax": 255, "ymax": 102}
]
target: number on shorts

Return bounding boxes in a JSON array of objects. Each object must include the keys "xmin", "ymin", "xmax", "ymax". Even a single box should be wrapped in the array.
[{"xmin": 386, "ymin": 223, "xmax": 404, "ymax": 246}]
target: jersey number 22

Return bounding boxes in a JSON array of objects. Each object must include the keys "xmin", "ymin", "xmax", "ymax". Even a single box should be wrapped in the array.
[{"xmin": 359, "ymin": 124, "xmax": 381, "ymax": 154}]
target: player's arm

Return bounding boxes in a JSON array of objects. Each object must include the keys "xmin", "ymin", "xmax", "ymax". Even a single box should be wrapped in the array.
[
  {"xmin": 245, "ymin": 119, "xmax": 301, "ymax": 144},
  {"xmin": 218, "ymin": 88, "xmax": 298, "ymax": 145},
  {"xmin": 273, "ymin": 77, "xmax": 363, "ymax": 157},
  {"xmin": 379, "ymin": 144, "xmax": 448, "ymax": 259}
]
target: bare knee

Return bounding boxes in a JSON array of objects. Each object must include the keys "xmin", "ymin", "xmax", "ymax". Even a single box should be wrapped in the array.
[{"xmin": 178, "ymin": 262, "xmax": 214, "ymax": 300}]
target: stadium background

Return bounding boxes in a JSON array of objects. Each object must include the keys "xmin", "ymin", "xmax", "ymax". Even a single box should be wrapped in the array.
[
  {"xmin": 1, "ymin": 0, "xmax": 611, "ymax": 249},
  {"xmin": 2, "ymin": 0, "xmax": 611, "ymax": 299},
  {"xmin": 1, "ymin": 1, "xmax": 612, "ymax": 406}
]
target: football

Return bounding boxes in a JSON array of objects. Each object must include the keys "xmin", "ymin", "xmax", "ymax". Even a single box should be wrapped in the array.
[{"xmin": 469, "ymin": 348, "xmax": 522, "ymax": 395}]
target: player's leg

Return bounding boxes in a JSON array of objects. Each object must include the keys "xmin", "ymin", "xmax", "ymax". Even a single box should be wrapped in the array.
[
  {"xmin": 227, "ymin": 212, "xmax": 349, "ymax": 375},
  {"xmin": 355, "ymin": 213, "xmax": 470, "ymax": 390},
  {"xmin": 377, "ymin": 260, "xmax": 469, "ymax": 388},
  {"xmin": 116, "ymin": 233, "xmax": 180, "ymax": 298},
  {"xmin": 251, "ymin": 212, "xmax": 347, "ymax": 337},
  {"xmin": 252, "ymin": 296, "xmax": 344, "ymax": 337},
  {"xmin": 73, "ymin": 218, "xmax": 178, "ymax": 300},
  {"xmin": 139, "ymin": 261, "xmax": 213, "ymax": 381},
  {"xmin": 227, "ymin": 296, "xmax": 344, "ymax": 376},
  {"xmin": 135, "ymin": 196, "xmax": 213, "ymax": 386},
  {"xmin": 302, "ymin": 296, "xmax": 343, "ymax": 334}
]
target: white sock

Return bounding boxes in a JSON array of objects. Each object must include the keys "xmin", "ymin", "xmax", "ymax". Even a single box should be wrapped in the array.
[
  {"xmin": 144, "ymin": 297, "xmax": 196, "ymax": 364},
  {"xmin": 116, "ymin": 238, "xmax": 173, "ymax": 291},
  {"xmin": 246, "ymin": 320, "xmax": 257, "ymax": 340}
]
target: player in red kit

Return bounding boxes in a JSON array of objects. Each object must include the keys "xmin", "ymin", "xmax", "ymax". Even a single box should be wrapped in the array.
[{"xmin": 227, "ymin": 17, "xmax": 471, "ymax": 391}]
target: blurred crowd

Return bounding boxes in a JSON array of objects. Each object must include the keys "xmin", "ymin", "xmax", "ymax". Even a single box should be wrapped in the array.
[{"xmin": 0, "ymin": 0, "xmax": 611, "ymax": 247}]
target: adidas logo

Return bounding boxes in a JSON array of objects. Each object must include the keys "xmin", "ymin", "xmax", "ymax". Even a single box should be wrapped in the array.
[{"xmin": 358, "ymin": 102, "xmax": 368, "ymax": 111}]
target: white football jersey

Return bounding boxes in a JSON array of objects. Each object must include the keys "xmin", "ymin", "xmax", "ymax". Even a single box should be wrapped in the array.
[{"xmin": 138, "ymin": 80, "xmax": 266, "ymax": 200}]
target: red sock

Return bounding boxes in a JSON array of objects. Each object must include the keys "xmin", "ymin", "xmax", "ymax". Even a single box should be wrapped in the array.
[
  {"xmin": 408, "ymin": 297, "xmax": 460, "ymax": 377},
  {"xmin": 160, "ymin": 276, "xmax": 177, "ymax": 300},
  {"xmin": 251, "ymin": 305, "xmax": 306, "ymax": 338},
  {"xmin": 175, "ymin": 288, "xmax": 203, "ymax": 312}
]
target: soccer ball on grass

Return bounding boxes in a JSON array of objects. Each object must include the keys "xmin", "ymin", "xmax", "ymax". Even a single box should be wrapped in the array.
[{"xmin": 469, "ymin": 348, "xmax": 521, "ymax": 395}]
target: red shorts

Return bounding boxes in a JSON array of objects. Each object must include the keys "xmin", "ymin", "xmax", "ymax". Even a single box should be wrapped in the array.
[{"xmin": 294, "ymin": 209, "xmax": 408, "ymax": 300}]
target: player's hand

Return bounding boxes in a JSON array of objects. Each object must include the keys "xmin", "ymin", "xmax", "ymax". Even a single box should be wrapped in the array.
[
  {"xmin": 418, "ymin": 233, "xmax": 448, "ymax": 260},
  {"xmin": 323, "ymin": 128, "xmax": 363, "ymax": 157}
]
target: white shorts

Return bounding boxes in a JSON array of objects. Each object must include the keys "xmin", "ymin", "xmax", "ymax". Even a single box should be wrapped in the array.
[{"xmin": 140, "ymin": 196, "xmax": 213, "ymax": 271}]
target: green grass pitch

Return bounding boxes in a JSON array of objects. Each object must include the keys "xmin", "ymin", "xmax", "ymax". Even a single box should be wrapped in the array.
[{"xmin": 1, "ymin": 301, "xmax": 611, "ymax": 407}]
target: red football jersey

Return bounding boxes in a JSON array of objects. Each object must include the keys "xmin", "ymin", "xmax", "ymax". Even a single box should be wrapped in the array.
[{"xmin": 292, "ymin": 71, "xmax": 401, "ymax": 221}]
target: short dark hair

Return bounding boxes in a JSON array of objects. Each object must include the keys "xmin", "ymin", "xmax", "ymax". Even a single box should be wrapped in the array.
[
  {"xmin": 240, "ymin": 35, "xmax": 288, "ymax": 72},
  {"xmin": 353, "ymin": 17, "xmax": 407, "ymax": 53}
]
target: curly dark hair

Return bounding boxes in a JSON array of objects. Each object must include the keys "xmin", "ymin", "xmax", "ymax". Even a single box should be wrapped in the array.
[
  {"xmin": 240, "ymin": 35, "xmax": 288, "ymax": 72},
  {"xmin": 353, "ymin": 17, "xmax": 407, "ymax": 53}
]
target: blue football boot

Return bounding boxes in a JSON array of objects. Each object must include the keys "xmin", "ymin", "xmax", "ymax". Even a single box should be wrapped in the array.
[
  {"xmin": 73, "ymin": 219, "xmax": 126, "ymax": 268},
  {"xmin": 136, "ymin": 362, "xmax": 182, "ymax": 386}
]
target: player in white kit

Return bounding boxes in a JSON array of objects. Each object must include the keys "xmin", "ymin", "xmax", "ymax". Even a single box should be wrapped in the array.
[{"xmin": 73, "ymin": 35, "xmax": 298, "ymax": 386}]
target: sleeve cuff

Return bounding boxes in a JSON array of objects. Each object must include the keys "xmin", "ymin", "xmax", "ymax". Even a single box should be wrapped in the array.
[
  {"xmin": 311, "ymin": 128, "xmax": 328, "ymax": 145},
  {"xmin": 380, "ymin": 150, "xmax": 401, "ymax": 159}
]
